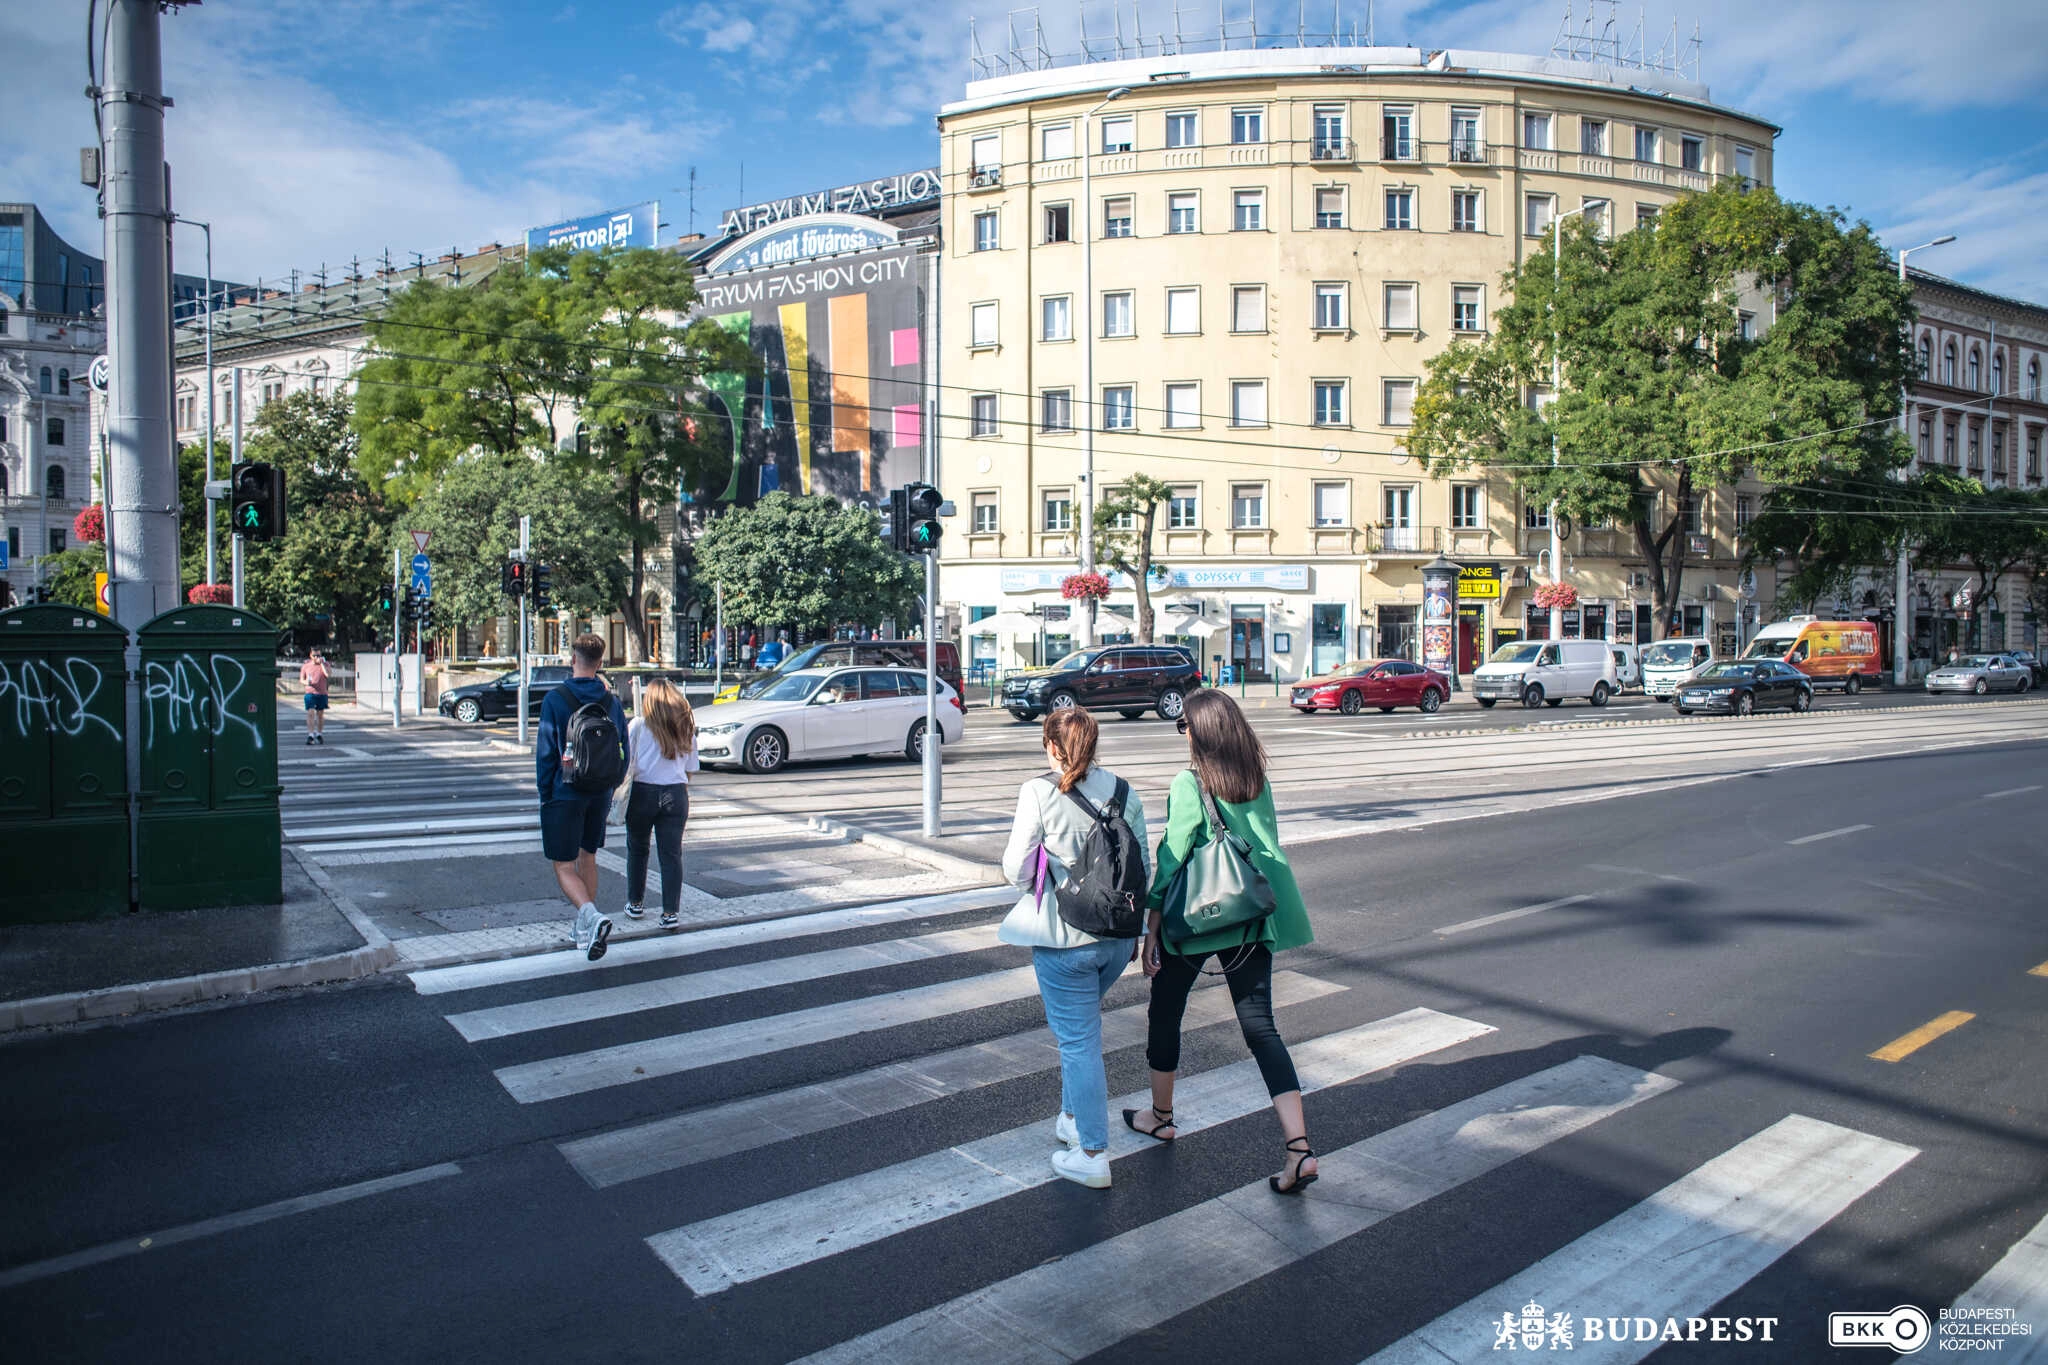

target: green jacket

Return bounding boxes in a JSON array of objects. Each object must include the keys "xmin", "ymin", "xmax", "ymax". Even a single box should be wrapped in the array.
[{"xmin": 1146, "ymin": 769, "xmax": 1313, "ymax": 958}]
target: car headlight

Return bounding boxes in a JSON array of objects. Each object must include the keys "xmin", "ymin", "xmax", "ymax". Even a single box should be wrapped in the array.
[
  {"xmin": 1708, "ymin": 687, "xmax": 1734, "ymax": 696},
  {"xmin": 700, "ymin": 722, "xmax": 742, "ymax": 737},
  {"xmin": 1027, "ymin": 680, "xmax": 1049, "ymax": 693}
]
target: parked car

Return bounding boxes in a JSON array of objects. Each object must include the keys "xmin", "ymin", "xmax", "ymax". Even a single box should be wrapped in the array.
[
  {"xmin": 1925, "ymin": 654, "xmax": 2034, "ymax": 695},
  {"xmin": 697, "ymin": 667, "xmax": 965, "ymax": 773},
  {"xmin": 1641, "ymin": 638, "xmax": 1716, "ymax": 701},
  {"xmin": 2008, "ymin": 649, "xmax": 2048, "ymax": 684},
  {"xmin": 717, "ymin": 639, "xmax": 963, "ymax": 704},
  {"xmin": 1471, "ymin": 639, "xmax": 1618, "ymax": 709},
  {"xmin": 438, "ymin": 665, "xmax": 572, "ymax": 724},
  {"xmin": 1002, "ymin": 645, "xmax": 1200, "ymax": 721},
  {"xmin": 1741, "ymin": 617, "xmax": 1881, "ymax": 693},
  {"xmin": 1290, "ymin": 659, "xmax": 1450, "ymax": 715},
  {"xmin": 1674, "ymin": 660, "xmax": 1814, "ymax": 716}
]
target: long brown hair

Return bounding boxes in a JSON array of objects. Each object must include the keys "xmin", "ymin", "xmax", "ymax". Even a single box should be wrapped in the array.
[
  {"xmin": 1182, "ymin": 689, "xmax": 1267, "ymax": 804},
  {"xmin": 1041, "ymin": 709, "xmax": 1099, "ymax": 793},
  {"xmin": 639, "ymin": 677, "xmax": 696, "ymax": 760}
]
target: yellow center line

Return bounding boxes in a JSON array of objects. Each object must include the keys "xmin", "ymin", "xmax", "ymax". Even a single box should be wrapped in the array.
[
  {"xmin": 1869, "ymin": 1010, "xmax": 1976, "ymax": 1063},
  {"xmin": 2030, "ymin": 960, "xmax": 2048, "ymax": 978}
]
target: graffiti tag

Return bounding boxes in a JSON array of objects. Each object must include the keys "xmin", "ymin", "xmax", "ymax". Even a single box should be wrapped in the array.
[
  {"xmin": 143, "ymin": 652, "xmax": 264, "ymax": 751},
  {"xmin": 0, "ymin": 656, "xmax": 123, "ymax": 742}
]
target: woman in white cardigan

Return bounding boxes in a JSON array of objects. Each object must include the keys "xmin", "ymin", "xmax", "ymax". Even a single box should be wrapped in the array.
[{"xmin": 999, "ymin": 708, "xmax": 1151, "ymax": 1189}]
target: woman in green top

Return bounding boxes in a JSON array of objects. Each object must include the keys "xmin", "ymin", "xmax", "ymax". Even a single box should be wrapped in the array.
[{"xmin": 1128, "ymin": 689, "xmax": 1319, "ymax": 1193}]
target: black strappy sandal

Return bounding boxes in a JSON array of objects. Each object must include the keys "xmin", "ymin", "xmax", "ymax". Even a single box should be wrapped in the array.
[
  {"xmin": 1122, "ymin": 1106, "xmax": 1176, "ymax": 1142},
  {"xmin": 1269, "ymin": 1137, "xmax": 1318, "ymax": 1195}
]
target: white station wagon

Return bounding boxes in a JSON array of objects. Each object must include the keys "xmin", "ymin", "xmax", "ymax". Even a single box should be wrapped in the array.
[{"xmin": 695, "ymin": 666, "xmax": 965, "ymax": 773}]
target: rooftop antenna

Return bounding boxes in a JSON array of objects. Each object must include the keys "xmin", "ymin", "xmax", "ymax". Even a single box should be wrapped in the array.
[{"xmin": 688, "ymin": 167, "xmax": 698, "ymax": 235}]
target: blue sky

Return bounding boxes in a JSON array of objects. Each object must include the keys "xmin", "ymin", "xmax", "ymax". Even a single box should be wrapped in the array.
[{"xmin": 4, "ymin": 0, "xmax": 2044, "ymax": 302}]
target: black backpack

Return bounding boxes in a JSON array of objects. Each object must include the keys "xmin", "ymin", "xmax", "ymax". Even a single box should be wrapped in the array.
[
  {"xmin": 561, "ymin": 697, "xmax": 626, "ymax": 793},
  {"xmin": 1044, "ymin": 775, "xmax": 1147, "ymax": 939}
]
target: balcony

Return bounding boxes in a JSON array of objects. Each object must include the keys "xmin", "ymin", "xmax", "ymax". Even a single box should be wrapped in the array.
[
  {"xmin": 1379, "ymin": 135, "xmax": 1416, "ymax": 163},
  {"xmin": 1519, "ymin": 148, "xmax": 1559, "ymax": 173},
  {"xmin": 968, "ymin": 165, "xmax": 1003, "ymax": 190},
  {"xmin": 1372, "ymin": 524, "xmax": 1429, "ymax": 554},
  {"xmin": 1227, "ymin": 144, "xmax": 1270, "ymax": 166},
  {"xmin": 1448, "ymin": 139, "xmax": 1490, "ymax": 165},
  {"xmin": 1310, "ymin": 138, "xmax": 1356, "ymax": 163}
]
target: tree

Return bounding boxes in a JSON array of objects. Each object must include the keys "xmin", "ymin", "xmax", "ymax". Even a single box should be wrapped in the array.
[
  {"xmin": 40, "ymin": 545, "xmax": 104, "ymax": 611},
  {"xmin": 1095, "ymin": 474, "xmax": 1174, "ymax": 642},
  {"xmin": 692, "ymin": 492, "xmax": 920, "ymax": 633},
  {"xmin": 1407, "ymin": 182, "xmax": 1913, "ymax": 639}
]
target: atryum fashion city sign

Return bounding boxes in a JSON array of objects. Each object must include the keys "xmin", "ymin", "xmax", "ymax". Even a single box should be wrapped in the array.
[{"xmin": 719, "ymin": 170, "xmax": 941, "ymax": 237}]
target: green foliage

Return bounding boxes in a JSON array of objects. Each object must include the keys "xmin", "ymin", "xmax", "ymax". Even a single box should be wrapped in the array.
[
  {"xmin": 693, "ymin": 492, "xmax": 920, "ymax": 632},
  {"xmin": 41, "ymin": 545, "xmax": 106, "ymax": 611},
  {"xmin": 1096, "ymin": 474, "xmax": 1176, "ymax": 642}
]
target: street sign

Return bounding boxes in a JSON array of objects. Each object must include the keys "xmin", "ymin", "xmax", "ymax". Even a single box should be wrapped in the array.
[
  {"xmin": 0, "ymin": 540, "xmax": 9, "ymax": 571},
  {"xmin": 88, "ymin": 355, "xmax": 109, "ymax": 393},
  {"xmin": 410, "ymin": 529, "xmax": 431, "ymax": 554},
  {"xmin": 410, "ymin": 553, "xmax": 433, "ymax": 597},
  {"xmin": 94, "ymin": 571, "xmax": 110, "ymax": 615}
]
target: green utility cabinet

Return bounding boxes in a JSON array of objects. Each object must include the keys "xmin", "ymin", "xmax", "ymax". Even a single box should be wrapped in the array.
[
  {"xmin": 136, "ymin": 605, "xmax": 283, "ymax": 909},
  {"xmin": 0, "ymin": 605, "xmax": 132, "ymax": 921}
]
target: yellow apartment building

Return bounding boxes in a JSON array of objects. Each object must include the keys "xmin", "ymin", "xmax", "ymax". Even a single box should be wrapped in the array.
[{"xmin": 935, "ymin": 43, "xmax": 1780, "ymax": 681}]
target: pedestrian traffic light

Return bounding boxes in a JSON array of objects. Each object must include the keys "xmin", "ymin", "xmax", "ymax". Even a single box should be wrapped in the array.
[
  {"xmin": 377, "ymin": 585, "xmax": 395, "ymax": 616},
  {"xmin": 887, "ymin": 486, "xmax": 910, "ymax": 553},
  {"xmin": 532, "ymin": 562, "xmax": 552, "ymax": 610},
  {"xmin": 904, "ymin": 483, "xmax": 944, "ymax": 553},
  {"xmin": 502, "ymin": 559, "xmax": 528, "ymax": 598},
  {"xmin": 417, "ymin": 599, "xmax": 435, "ymax": 634},
  {"xmin": 229, "ymin": 462, "xmax": 286, "ymax": 541}
]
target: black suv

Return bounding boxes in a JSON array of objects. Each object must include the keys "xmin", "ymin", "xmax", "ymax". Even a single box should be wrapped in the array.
[
  {"xmin": 1003, "ymin": 645, "xmax": 1201, "ymax": 722},
  {"xmin": 438, "ymin": 665, "xmax": 571, "ymax": 724}
]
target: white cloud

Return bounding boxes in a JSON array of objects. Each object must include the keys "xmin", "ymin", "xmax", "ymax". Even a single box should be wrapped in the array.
[
  {"xmin": 658, "ymin": 6, "xmax": 758, "ymax": 53},
  {"xmin": 1877, "ymin": 164, "xmax": 2048, "ymax": 306}
]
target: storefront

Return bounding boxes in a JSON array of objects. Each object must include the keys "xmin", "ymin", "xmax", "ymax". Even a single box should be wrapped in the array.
[{"xmin": 1455, "ymin": 563, "xmax": 1501, "ymax": 673}]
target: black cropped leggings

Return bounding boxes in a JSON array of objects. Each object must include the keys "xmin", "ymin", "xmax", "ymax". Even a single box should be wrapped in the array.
[{"xmin": 1146, "ymin": 943, "xmax": 1300, "ymax": 1097}]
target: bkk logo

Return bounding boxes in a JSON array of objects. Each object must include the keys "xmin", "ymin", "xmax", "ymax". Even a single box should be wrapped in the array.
[{"xmin": 1491, "ymin": 1301, "xmax": 1780, "ymax": 1351}]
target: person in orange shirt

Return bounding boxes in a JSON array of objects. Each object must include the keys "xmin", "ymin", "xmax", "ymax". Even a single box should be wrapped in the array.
[{"xmin": 299, "ymin": 648, "xmax": 331, "ymax": 746}]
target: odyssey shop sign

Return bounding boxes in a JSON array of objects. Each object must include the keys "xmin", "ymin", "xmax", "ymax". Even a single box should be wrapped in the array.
[
  {"xmin": 1001, "ymin": 565, "xmax": 1310, "ymax": 593},
  {"xmin": 720, "ymin": 169, "xmax": 941, "ymax": 237}
]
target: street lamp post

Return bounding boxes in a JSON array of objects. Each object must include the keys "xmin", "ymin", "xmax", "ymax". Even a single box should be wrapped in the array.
[
  {"xmin": 171, "ymin": 216, "xmax": 218, "ymax": 585},
  {"xmin": 1546, "ymin": 202, "xmax": 1595, "ymax": 640},
  {"xmin": 1892, "ymin": 235, "xmax": 1955, "ymax": 685},
  {"xmin": 1076, "ymin": 85, "xmax": 1130, "ymax": 650}
]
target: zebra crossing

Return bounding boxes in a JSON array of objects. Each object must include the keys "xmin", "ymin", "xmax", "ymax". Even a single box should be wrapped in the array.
[{"xmin": 408, "ymin": 892, "xmax": 2048, "ymax": 1363}]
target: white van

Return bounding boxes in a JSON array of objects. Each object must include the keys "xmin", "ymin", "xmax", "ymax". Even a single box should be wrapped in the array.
[
  {"xmin": 1640, "ymin": 637, "xmax": 1715, "ymax": 700},
  {"xmin": 1608, "ymin": 643, "xmax": 1642, "ymax": 691},
  {"xmin": 1472, "ymin": 639, "xmax": 1620, "ymax": 709}
]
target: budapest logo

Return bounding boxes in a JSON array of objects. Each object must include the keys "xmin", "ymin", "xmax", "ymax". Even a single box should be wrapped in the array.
[
  {"xmin": 1489, "ymin": 1300, "xmax": 1781, "ymax": 1350},
  {"xmin": 1494, "ymin": 1301, "xmax": 1574, "ymax": 1352}
]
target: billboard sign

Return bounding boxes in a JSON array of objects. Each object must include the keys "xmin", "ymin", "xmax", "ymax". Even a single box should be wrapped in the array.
[
  {"xmin": 524, "ymin": 201, "xmax": 659, "ymax": 255},
  {"xmin": 719, "ymin": 169, "xmax": 940, "ymax": 238}
]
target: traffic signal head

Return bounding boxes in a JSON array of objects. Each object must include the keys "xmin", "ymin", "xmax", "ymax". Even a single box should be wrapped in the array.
[
  {"xmin": 532, "ymin": 562, "xmax": 552, "ymax": 610},
  {"xmin": 905, "ymin": 483, "xmax": 943, "ymax": 554},
  {"xmin": 887, "ymin": 486, "xmax": 910, "ymax": 553},
  {"xmin": 229, "ymin": 462, "xmax": 286, "ymax": 541},
  {"xmin": 502, "ymin": 559, "xmax": 528, "ymax": 598},
  {"xmin": 377, "ymin": 585, "xmax": 395, "ymax": 615}
]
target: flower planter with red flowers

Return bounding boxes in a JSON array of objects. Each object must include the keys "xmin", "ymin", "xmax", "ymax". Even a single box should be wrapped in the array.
[
  {"xmin": 1060, "ymin": 571, "xmax": 1112, "ymax": 602},
  {"xmin": 73, "ymin": 504, "xmax": 107, "ymax": 545},
  {"xmin": 187, "ymin": 583, "xmax": 234, "ymax": 605},
  {"xmin": 1532, "ymin": 581, "xmax": 1579, "ymax": 610}
]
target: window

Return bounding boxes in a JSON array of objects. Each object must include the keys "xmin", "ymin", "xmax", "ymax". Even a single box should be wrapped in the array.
[
  {"xmin": 176, "ymin": 395, "xmax": 194, "ymax": 429},
  {"xmin": 1230, "ymin": 285, "xmax": 1266, "ymax": 334},
  {"xmin": 1451, "ymin": 107, "xmax": 1483, "ymax": 161},
  {"xmin": 1526, "ymin": 383, "xmax": 1555, "ymax": 415},
  {"xmin": 1384, "ymin": 486, "xmax": 1417, "ymax": 544},
  {"xmin": 1917, "ymin": 334, "xmax": 1931, "ymax": 378},
  {"xmin": 1230, "ymin": 107, "xmax": 1263, "ymax": 144},
  {"xmin": 0, "ymin": 465, "xmax": 6, "ymax": 497},
  {"xmin": 1737, "ymin": 311, "xmax": 1756, "ymax": 342},
  {"xmin": 1634, "ymin": 126, "xmax": 1660, "ymax": 162},
  {"xmin": 1581, "ymin": 118, "xmax": 1608, "ymax": 156},
  {"xmin": 1314, "ymin": 282, "xmax": 1347, "ymax": 331},
  {"xmin": 1383, "ymin": 378, "xmax": 1416, "ymax": 426},
  {"xmin": 1313, "ymin": 481, "xmax": 1349, "ymax": 527},
  {"xmin": 49, "ymin": 528, "xmax": 66, "ymax": 555},
  {"xmin": 46, "ymin": 465, "xmax": 66, "ymax": 500},
  {"xmin": 1232, "ymin": 189, "xmax": 1264, "ymax": 231},
  {"xmin": 1101, "ymin": 291, "xmax": 1134, "ymax": 338},
  {"xmin": 1680, "ymin": 134, "xmax": 1704, "ymax": 171},
  {"xmin": 1524, "ymin": 501, "xmax": 1550, "ymax": 529},
  {"xmin": 1452, "ymin": 189, "xmax": 1481, "ymax": 233},
  {"xmin": 1041, "ymin": 389, "xmax": 1073, "ymax": 433},
  {"xmin": 1381, "ymin": 104, "xmax": 1413, "ymax": 160},
  {"xmin": 1680, "ymin": 495, "xmax": 1701, "ymax": 534},
  {"xmin": 1101, "ymin": 386, "xmax": 1135, "ymax": 430},
  {"xmin": 1451, "ymin": 484, "xmax": 1482, "ymax": 529},
  {"xmin": 1314, "ymin": 187, "xmax": 1345, "ymax": 229},
  {"xmin": 1522, "ymin": 112, "xmax": 1552, "ymax": 150},
  {"xmin": 972, "ymin": 493, "xmax": 999, "ymax": 533},
  {"xmin": 1164, "ymin": 383, "xmax": 1200, "ymax": 428},
  {"xmin": 2029, "ymin": 429, "xmax": 2043, "ymax": 481},
  {"xmin": 1167, "ymin": 192, "xmax": 1198, "ymax": 234},
  {"xmin": 970, "ymin": 134, "xmax": 1000, "ymax": 172},
  {"xmin": 39, "ymin": 366, "xmax": 51, "ymax": 393},
  {"xmin": 1041, "ymin": 123, "xmax": 1074, "ymax": 160},
  {"xmin": 261, "ymin": 380, "xmax": 283, "ymax": 406},
  {"xmin": 1918, "ymin": 415, "xmax": 1933, "ymax": 462},
  {"xmin": 1525, "ymin": 193, "xmax": 1557, "ymax": 237},
  {"xmin": 1311, "ymin": 104, "xmax": 1347, "ymax": 158},
  {"xmin": 1943, "ymin": 340, "xmax": 1957, "ymax": 386},
  {"xmin": 1636, "ymin": 202, "xmax": 1661, "ymax": 231},
  {"xmin": 1100, "ymin": 115, "xmax": 1134, "ymax": 154},
  {"xmin": 1993, "ymin": 425, "xmax": 2007, "ymax": 476},
  {"xmin": 1969, "ymin": 346, "xmax": 1982, "ymax": 391},
  {"xmin": 973, "ymin": 210, "xmax": 998, "ymax": 252},
  {"xmin": 1452, "ymin": 284, "xmax": 1482, "ymax": 332},
  {"xmin": 1043, "ymin": 490, "xmax": 1073, "ymax": 530},
  {"xmin": 1041, "ymin": 295, "xmax": 1071, "ymax": 341},
  {"xmin": 1103, "ymin": 196, "xmax": 1133, "ymax": 238},
  {"xmin": 970, "ymin": 393, "xmax": 998, "ymax": 437},
  {"xmin": 970, "ymin": 301, "xmax": 998, "ymax": 348},
  {"xmin": 1313, "ymin": 379, "xmax": 1346, "ymax": 426},
  {"xmin": 1165, "ymin": 287, "xmax": 1199, "ymax": 335},
  {"xmin": 2031, "ymin": 358, "xmax": 2042, "ymax": 401},
  {"xmin": 1943, "ymin": 421, "xmax": 1957, "ymax": 465},
  {"xmin": 1168, "ymin": 486, "xmax": 1198, "ymax": 528},
  {"xmin": 1735, "ymin": 494, "xmax": 1754, "ymax": 531},
  {"xmin": 1043, "ymin": 202, "xmax": 1071, "ymax": 244},
  {"xmin": 1993, "ymin": 350, "xmax": 2005, "ymax": 396},
  {"xmin": 1165, "ymin": 110, "xmax": 1197, "ymax": 148},
  {"xmin": 1582, "ymin": 196, "xmax": 1610, "ymax": 238},
  {"xmin": 45, "ymin": 417, "xmax": 64, "ymax": 447},
  {"xmin": 1384, "ymin": 189, "xmax": 1414, "ymax": 230},
  {"xmin": 1734, "ymin": 145, "xmax": 1756, "ymax": 188},
  {"xmin": 1968, "ymin": 422, "xmax": 1982, "ymax": 469},
  {"xmin": 1382, "ymin": 282, "xmax": 1417, "ymax": 332},
  {"xmin": 1104, "ymin": 507, "xmax": 1137, "ymax": 532},
  {"xmin": 1231, "ymin": 484, "xmax": 1266, "ymax": 529},
  {"xmin": 57, "ymin": 368, "xmax": 70, "ymax": 395},
  {"xmin": 1230, "ymin": 380, "xmax": 1267, "ymax": 427}
]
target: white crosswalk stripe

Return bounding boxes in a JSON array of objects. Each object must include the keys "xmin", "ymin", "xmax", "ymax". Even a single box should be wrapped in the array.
[{"xmin": 1951, "ymin": 1209, "xmax": 2048, "ymax": 1364}]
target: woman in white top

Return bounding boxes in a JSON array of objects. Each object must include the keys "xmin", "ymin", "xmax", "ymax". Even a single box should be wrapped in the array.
[
  {"xmin": 623, "ymin": 678, "xmax": 700, "ymax": 931},
  {"xmin": 999, "ymin": 708, "xmax": 1150, "ymax": 1189}
]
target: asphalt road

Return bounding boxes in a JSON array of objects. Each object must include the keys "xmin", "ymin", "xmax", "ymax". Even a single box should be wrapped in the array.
[{"xmin": 4, "ymin": 728, "xmax": 2044, "ymax": 1362}]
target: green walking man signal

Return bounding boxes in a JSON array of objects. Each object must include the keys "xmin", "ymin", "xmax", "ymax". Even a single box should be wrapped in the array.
[
  {"xmin": 229, "ymin": 462, "xmax": 286, "ymax": 541},
  {"xmin": 889, "ymin": 482, "xmax": 945, "ymax": 554}
]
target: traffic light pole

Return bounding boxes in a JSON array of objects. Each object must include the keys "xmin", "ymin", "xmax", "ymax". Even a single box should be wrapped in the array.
[
  {"xmin": 517, "ymin": 515, "xmax": 531, "ymax": 746},
  {"xmin": 230, "ymin": 533, "xmax": 243, "ymax": 607},
  {"xmin": 391, "ymin": 542, "xmax": 403, "ymax": 730},
  {"xmin": 922, "ymin": 547, "xmax": 941, "ymax": 837}
]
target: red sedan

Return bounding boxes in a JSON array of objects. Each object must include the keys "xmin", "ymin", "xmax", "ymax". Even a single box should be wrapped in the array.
[{"xmin": 1291, "ymin": 659, "xmax": 1451, "ymax": 715}]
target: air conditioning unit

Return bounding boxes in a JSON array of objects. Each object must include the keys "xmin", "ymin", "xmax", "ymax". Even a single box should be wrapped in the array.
[
  {"xmin": 1630, "ymin": 572, "xmax": 1650, "ymax": 589},
  {"xmin": 969, "ymin": 166, "xmax": 1002, "ymax": 188}
]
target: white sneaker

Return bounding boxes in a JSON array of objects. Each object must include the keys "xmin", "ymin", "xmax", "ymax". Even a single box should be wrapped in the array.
[
  {"xmin": 1051, "ymin": 1146, "xmax": 1110, "ymax": 1189},
  {"xmin": 1054, "ymin": 1111, "xmax": 1079, "ymax": 1148},
  {"xmin": 572, "ymin": 904, "xmax": 599, "ymax": 951},
  {"xmin": 624, "ymin": 903, "xmax": 646, "ymax": 920}
]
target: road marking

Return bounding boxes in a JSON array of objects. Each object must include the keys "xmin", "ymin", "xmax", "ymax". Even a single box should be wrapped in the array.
[
  {"xmin": 1437, "ymin": 894, "xmax": 1594, "ymax": 937},
  {"xmin": 495, "ymin": 965, "xmax": 1045, "ymax": 1103},
  {"xmin": 1950, "ymin": 1209, "xmax": 2048, "ymax": 1353},
  {"xmin": 0, "ymin": 1162, "xmax": 462, "ymax": 1290},
  {"xmin": 650, "ymin": 1007, "xmax": 1498, "ymax": 1294},
  {"xmin": 1870, "ymin": 1010, "xmax": 1976, "ymax": 1063},
  {"xmin": 1982, "ymin": 784, "xmax": 2043, "ymax": 799},
  {"xmin": 1362, "ymin": 1114, "xmax": 1918, "ymax": 1364},
  {"xmin": 564, "ymin": 971, "xmax": 1345, "ymax": 1189},
  {"xmin": 444, "ymin": 923, "xmax": 1008, "ymax": 1041},
  {"xmin": 1787, "ymin": 823, "xmax": 1873, "ymax": 845},
  {"xmin": 410, "ymin": 887, "xmax": 1012, "ymax": 996},
  {"xmin": 794, "ymin": 1056, "xmax": 1674, "ymax": 1365}
]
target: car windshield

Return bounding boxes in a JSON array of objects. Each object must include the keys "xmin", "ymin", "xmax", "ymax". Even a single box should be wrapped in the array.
[
  {"xmin": 1696, "ymin": 662, "xmax": 1758, "ymax": 680},
  {"xmin": 1642, "ymin": 643, "xmax": 1699, "ymax": 666},
  {"xmin": 753, "ymin": 673, "xmax": 826, "ymax": 702},
  {"xmin": 1334, "ymin": 659, "xmax": 1383, "ymax": 675},
  {"xmin": 1049, "ymin": 650, "xmax": 1100, "ymax": 671},
  {"xmin": 1739, "ymin": 636, "xmax": 1792, "ymax": 660},
  {"xmin": 740, "ymin": 645, "xmax": 824, "ymax": 697},
  {"xmin": 1955, "ymin": 656, "xmax": 1997, "ymax": 669},
  {"xmin": 1489, "ymin": 643, "xmax": 1545, "ymax": 665}
]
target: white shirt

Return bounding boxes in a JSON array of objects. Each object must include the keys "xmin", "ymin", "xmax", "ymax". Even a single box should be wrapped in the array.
[
  {"xmin": 998, "ymin": 766, "xmax": 1151, "ymax": 948},
  {"xmin": 628, "ymin": 718, "xmax": 699, "ymax": 785}
]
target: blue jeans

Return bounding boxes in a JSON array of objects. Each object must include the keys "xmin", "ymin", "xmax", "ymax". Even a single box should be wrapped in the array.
[{"xmin": 1031, "ymin": 938, "xmax": 1131, "ymax": 1152}]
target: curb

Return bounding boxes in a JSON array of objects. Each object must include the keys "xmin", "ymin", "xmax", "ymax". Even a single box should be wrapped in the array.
[{"xmin": 805, "ymin": 815, "xmax": 1006, "ymax": 886}]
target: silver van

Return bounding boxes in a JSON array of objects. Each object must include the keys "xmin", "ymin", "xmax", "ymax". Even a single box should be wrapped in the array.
[{"xmin": 1472, "ymin": 638, "xmax": 1620, "ymax": 709}]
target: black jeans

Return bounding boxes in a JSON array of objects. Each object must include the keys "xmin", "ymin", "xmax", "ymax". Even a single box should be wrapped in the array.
[
  {"xmin": 625, "ymin": 782, "xmax": 690, "ymax": 917},
  {"xmin": 1146, "ymin": 943, "xmax": 1300, "ymax": 1097}
]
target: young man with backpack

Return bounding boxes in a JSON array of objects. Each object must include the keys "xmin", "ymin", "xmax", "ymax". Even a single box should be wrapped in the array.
[{"xmin": 537, "ymin": 633, "xmax": 630, "ymax": 960}]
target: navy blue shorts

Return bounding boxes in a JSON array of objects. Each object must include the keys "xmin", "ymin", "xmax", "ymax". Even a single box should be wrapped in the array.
[
  {"xmin": 541, "ymin": 789, "xmax": 608, "ymax": 863},
  {"xmin": 303, "ymin": 693, "xmax": 329, "ymax": 711}
]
